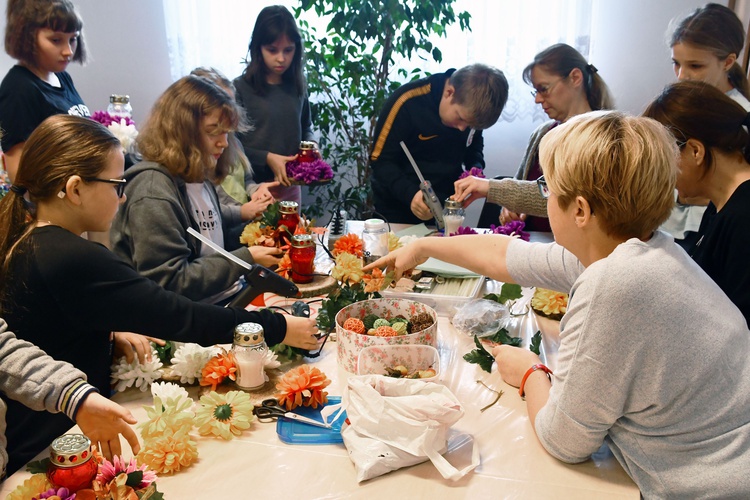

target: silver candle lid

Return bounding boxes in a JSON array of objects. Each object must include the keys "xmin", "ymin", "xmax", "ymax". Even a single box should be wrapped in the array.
[{"xmin": 234, "ymin": 322, "xmax": 265, "ymax": 346}]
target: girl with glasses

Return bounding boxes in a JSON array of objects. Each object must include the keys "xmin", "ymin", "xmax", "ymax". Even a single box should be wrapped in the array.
[
  {"xmin": 453, "ymin": 44, "xmax": 612, "ymax": 230},
  {"xmin": 0, "ymin": 115, "xmax": 319, "ymax": 473}
]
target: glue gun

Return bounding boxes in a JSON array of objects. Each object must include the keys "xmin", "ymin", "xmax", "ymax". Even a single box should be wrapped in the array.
[
  {"xmin": 227, "ymin": 265, "xmax": 299, "ymax": 309},
  {"xmin": 400, "ymin": 141, "xmax": 444, "ymax": 229}
]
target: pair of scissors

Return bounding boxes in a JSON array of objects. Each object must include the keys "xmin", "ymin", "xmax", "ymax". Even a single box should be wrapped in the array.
[{"xmin": 253, "ymin": 398, "xmax": 332, "ymax": 429}]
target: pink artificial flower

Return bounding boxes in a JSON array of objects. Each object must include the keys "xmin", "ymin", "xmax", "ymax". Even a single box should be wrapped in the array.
[
  {"xmin": 91, "ymin": 110, "xmax": 135, "ymax": 128},
  {"xmin": 490, "ymin": 220, "xmax": 530, "ymax": 241},
  {"xmin": 35, "ymin": 487, "xmax": 75, "ymax": 500},
  {"xmin": 454, "ymin": 226, "xmax": 478, "ymax": 235},
  {"xmin": 97, "ymin": 455, "xmax": 157, "ymax": 489}
]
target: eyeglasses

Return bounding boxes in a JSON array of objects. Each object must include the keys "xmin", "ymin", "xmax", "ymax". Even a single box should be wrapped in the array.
[
  {"xmin": 530, "ymin": 78, "xmax": 564, "ymax": 98},
  {"xmin": 537, "ymin": 176, "xmax": 550, "ymax": 199},
  {"xmin": 83, "ymin": 177, "xmax": 127, "ymax": 198}
]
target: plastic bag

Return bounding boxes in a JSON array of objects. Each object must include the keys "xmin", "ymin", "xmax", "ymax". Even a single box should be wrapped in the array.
[
  {"xmin": 452, "ymin": 298, "xmax": 510, "ymax": 337},
  {"xmin": 335, "ymin": 375, "xmax": 479, "ymax": 482}
]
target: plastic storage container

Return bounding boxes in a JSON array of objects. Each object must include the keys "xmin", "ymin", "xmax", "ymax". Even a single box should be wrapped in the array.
[{"xmin": 357, "ymin": 345, "xmax": 440, "ymax": 382}]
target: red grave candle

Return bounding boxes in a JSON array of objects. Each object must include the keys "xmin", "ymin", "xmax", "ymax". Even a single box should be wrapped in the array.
[
  {"xmin": 289, "ymin": 234, "xmax": 316, "ymax": 284},
  {"xmin": 278, "ymin": 201, "xmax": 300, "ymax": 235},
  {"xmin": 47, "ymin": 434, "xmax": 98, "ymax": 492}
]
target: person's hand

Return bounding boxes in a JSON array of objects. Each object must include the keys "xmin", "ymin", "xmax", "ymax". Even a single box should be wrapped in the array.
[
  {"xmin": 267, "ymin": 153, "xmax": 296, "ymax": 186},
  {"xmin": 249, "ymin": 245, "xmax": 283, "ymax": 267},
  {"xmin": 491, "ymin": 344, "xmax": 542, "ymax": 387},
  {"xmin": 453, "ymin": 176, "xmax": 490, "ymax": 207},
  {"xmin": 410, "ymin": 191, "xmax": 433, "ymax": 221},
  {"xmin": 112, "ymin": 332, "xmax": 165, "ymax": 364},
  {"xmin": 75, "ymin": 392, "xmax": 140, "ymax": 460},
  {"xmin": 499, "ymin": 207, "xmax": 526, "ymax": 225},
  {"xmin": 251, "ymin": 181, "xmax": 279, "ymax": 203},
  {"xmin": 240, "ymin": 197, "xmax": 274, "ymax": 221},
  {"xmin": 363, "ymin": 241, "xmax": 428, "ymax": 281},
  {"xmin": 282, "ymin": 316, "xmax": 321, "ymax": 350}
]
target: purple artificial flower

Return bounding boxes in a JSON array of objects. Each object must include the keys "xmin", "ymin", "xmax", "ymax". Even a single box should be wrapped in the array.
[
  {"xmin": 457, "ymin": 166, "xmax": 485, "ymax": 180},
  {"xmin": 285, "ymin": 159, "xmax": 334, "ymax": 184},
  {"xmin": 490, "ymin": 220, "xmax": 530, "ymax": 241},
  {"xmin": 91, "ymin": 110, "xmax": 135, "ymax": 128},
  {"xmin": 453, "ymin": 226, "xmax": 478, "ymax": 236},
  {"xmin": 36, "ymin": 487, "xmax": 75, "ymax": 500}
]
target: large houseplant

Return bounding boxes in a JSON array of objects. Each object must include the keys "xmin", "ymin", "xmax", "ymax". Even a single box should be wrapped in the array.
[{"xmin": 294, "ymin": 0, "xmax": 471, "ymax": 219}]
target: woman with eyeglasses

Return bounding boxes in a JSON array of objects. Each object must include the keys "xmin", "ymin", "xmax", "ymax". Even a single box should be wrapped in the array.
[
  {"xmin": 644, "ymin": 81, "xmax": 750, "ymax": 323},
  {"xmin": 453, "ymin": 43, "xmax": 613, "ymax": 229},
  {"xmin": 0, "ymin": 115, "xmax": 319, "ymax": 472},
  {"xmin": 368, "ymin": 111, "xmax": 750, "ymax": 497}
]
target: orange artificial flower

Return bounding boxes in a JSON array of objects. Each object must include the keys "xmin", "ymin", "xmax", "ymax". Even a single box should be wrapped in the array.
[
  {"xmin": 199, "ymin": 352, "xmax": 237, "ymax": 391},
  {"xmin": 275, "ymin": 365, "xmax": 331, "ymax": 411},
  {"xmin": 332, "ymin": 233, "xmax": 363, "ymax": 257},
  {"xmin": 276, "ymin": 252, "xmax": 292, "ymax": 279},
  {"xmin": 137, "ymin": 426, "xmax": 198, "ymax": 475},
  {"xmin": 362, "ymin": 267, "xmax": 389, "ymax": 293}
]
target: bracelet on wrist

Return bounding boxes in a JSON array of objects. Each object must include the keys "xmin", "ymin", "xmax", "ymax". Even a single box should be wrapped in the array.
[{"xmin": 519, "ymin": 363, "xmax": 552, "ymax": 398}]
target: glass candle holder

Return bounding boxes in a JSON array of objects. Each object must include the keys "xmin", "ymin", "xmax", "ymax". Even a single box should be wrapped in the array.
[
  {"xmin": 47, "ymin": 434, "xmax": 98, "ymax": 492},
  {"xmin": 279, "ymin": 201, "xmax": 300, "ymax": 235},
  {"xmin": 297, "ymin": 141, "xmax": 320, "ymax": 163},
  {"xmin": 290, "ymin": 234, "xmax": 316, "ymax": 284},
  {"xmin": 232, "ymin": 323, "xmax": 267, "ymax": 391},
  {"xmin": 442, "ymin": 198, "xmax": 465, "ymax": 236}
]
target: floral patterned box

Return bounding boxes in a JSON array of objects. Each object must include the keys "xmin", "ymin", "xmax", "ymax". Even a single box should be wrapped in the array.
[
  {"xmin": 357, "ymin": 345, "xmax": 440, "ymax": 382},
  {"xmin": 336, "ymin": 298, "xmax": 438, "ymax": 373}
]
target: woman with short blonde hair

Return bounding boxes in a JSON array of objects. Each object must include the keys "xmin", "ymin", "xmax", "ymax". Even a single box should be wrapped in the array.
[{"xmin": 368, "ymin": 111, "xmax": 750, "ymax": 497}]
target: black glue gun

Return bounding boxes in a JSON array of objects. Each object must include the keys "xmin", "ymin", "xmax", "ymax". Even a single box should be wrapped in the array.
[{"xmin": 227, "ymin": 265, "xmax": 298, "ymax": 309}]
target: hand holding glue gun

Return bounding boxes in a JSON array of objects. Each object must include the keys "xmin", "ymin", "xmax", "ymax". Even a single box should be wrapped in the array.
[{"xmin": 400, "ymin": 141, "xmax": 444, "ymax": 229}]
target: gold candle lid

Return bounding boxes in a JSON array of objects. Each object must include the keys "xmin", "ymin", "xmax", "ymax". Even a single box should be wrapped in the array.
[
  {"xmin": 299, "ymin": 141, "xmax": 317, "ymax": 150},
  {"xmin": 50, "ymin": 434, "xmax": 93, "ymax": 468},
  {"xmin": 291, "ymin": 234, "xmax": 314, "ymax": 248},
  {"xmin": 234, "ymin": 322, "xmax": 265, "ymax": 346},
  {"xmin": 279, "ymin": 201, "xmax": 299, "ymax": 214}
]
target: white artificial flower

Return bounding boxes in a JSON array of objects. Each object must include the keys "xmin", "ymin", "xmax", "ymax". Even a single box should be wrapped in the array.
[
  {"xmin": 108, "ymin": 119, "xmax": 138, "ymax": 153},
  {"xmin": 263, "ymin": 348, "xmax": 281, "ymax": 369},
  {"xmin": 151, "ymin": 381, "xmax": 191, "ymax": 407},
  {"xmin": 399, "ymin": 235, "xmax": 419, "ymax": 247},
  {"xmin": 170, "ymin": 343, "xmax": 221, "ymax": 384},
  {"xmin": 110, "ymin": 349, "xmax": 163, "ymax": 392}
]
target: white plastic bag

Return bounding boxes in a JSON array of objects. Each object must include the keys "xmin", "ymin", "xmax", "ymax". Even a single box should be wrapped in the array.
[
  {"xmin": 452, "ymin": 298, "xmax": 510, "ymax": 337},
  {"xmin": 337, "ymin": 375, "xmax": 479, "ymax": 482}
]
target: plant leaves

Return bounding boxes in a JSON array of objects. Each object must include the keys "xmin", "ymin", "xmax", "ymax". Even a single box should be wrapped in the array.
[
  {"xmin": 529, "ymin": 331, "xmax": 542, "ymax": 355},
  {"xmin": 126, "ymin": 470, "xmax": 144, "ymax": 487},
  {"xmin": 486, "ymin": 327, "xmax": 523, "ymax": 347},
  {"xmin": 26, "ymin": 457, "xmax": 50, "ymax": 474},
  {"xmin": 462, "ymin": 335, "xmax": 494, "ymax": 373},
  {"xmin": 483, "ymin": 283, "xmax": 523, "ymax": 305},
  {"xmin": 153, "ymin": 340, "xmax": 175, "ymax": 365}
]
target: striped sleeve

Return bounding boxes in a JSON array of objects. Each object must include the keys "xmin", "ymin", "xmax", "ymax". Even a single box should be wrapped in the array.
[{"xmin": 57, "ymin": 379, "xmax": 98, "ymax": 421}]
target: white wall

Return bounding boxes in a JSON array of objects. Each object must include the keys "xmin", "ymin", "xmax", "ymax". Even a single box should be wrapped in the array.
[{"xmin": 0, "ymin": 0, "xmax": 729, "ymax": 221}]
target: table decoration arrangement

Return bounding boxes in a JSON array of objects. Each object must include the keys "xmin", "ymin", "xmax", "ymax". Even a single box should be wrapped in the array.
[
  {"xmin": 530, "ymin": 287, "xmax": 568, "ymax": 321},
  {"xmin": 90, "ymin": 111, "xmax": 138, "ymax": 155},
  {"xmin": 284, "ymin": 140, "xmax": 334, "ymax": 185}
]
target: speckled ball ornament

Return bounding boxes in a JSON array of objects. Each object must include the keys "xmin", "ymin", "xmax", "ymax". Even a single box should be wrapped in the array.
[{"xmin": 373, "ymin": 318, "xmax": 391, "ymax": 329}]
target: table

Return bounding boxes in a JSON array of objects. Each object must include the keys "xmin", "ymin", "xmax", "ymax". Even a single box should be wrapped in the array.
[{"xmin": 0, "ymin": 229, "xmax": 639, "ymax": 498}]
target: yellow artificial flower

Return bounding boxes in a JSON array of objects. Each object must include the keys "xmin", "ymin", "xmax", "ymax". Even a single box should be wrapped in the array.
[
  {"xmin": 531, "ymin": 287, "xmax": 569, "ymax": 319},
  {"xmin": 137, "ymin": 426, "xmax": 198, "ymax": 475},
  {"xmin": 139, "ymin": 395, "xmax": 194, "ymax": 440},
  {"xmin": 5, "ymin": 473, "xmax": 51, "ymax": 500},
  {"xmin": 388, "ymin": 232, "xmax": 402, "ymax": 252},
  {"xmin": 239, "ymin": 221, "xmax": 263, "ymax": 246},
  {"xmin": 195, "ymin": 390, "xmax": 256, "ymax": 440},
  {"xmin": 331, "ymin": 252, "xmax": 364, "ymax": 283}
]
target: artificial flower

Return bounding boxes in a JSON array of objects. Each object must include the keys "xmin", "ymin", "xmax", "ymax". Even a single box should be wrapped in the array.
[
  {"xmin": 195, "ymin": 390, "xmax": 256, "ymax": 440},
  {"xmin": 137, "ymin": 426, "xmax": 198, "ymax": 475},
  {"xmin": 139, "ymin": 395, "xmax": 195, "ymax": 440},
  {"xmin": 490, "ymin": 220, "xmax": 530, "ymax": 241},
  {"xmin": 275, "ymin": 365, "xmax": 331, "ymax": 411},
  {"xmin": 387, "ymin": 232, "xmax": 402, "ymax": 252},
  {"xmin": 458, "ymin": 166, "xmax": 485, "ymax": 180},
  {"xmin": 398, "ymin": 234, "xmax": 419, "ymax": 247},
  {"xmin": 454, "ymin": 226, "xmax": 479, "ymax": 236},
  {"xmin": 108, "ymin": 119, "xmax": 139, "ymax": 154},
  {"xmin": 239, "ymin": 221, "xmax": 263, "ymax": 246},
  {"xmin": 34, "ymin": 486, "xmax": 75, "ymax": 500},
  {"xmin": 91, "ymin": 110, "xmax": 135, "ymax": 128},
  {"xmin": 97, "ymin": 456, "xmax": 157, "ymax": 490},
  {"xmin": 285, "ymin": 158, "xmax": 334, "ymax": 184},
  {"xmin": 200, "ymin": 352, "xmax": 237, "ymax": 391},
  {"xmin": 78, "ymin": 473, "xmax": 138, "ymax": 500},
  {"xmin": 331, "ymin": 252, "xmax": 364, "ymax": 284},
  {"xmin": 263, "ymin": 348, "xmax": 281, "ymax": 370},
  {"xmin": 170, "ymin": 343, "xmax": 221, "ymax": 385},
  {"xmin": 531, "ymin": 288, "xmax": 568, "ymax": 320},
  {"xmin": 150, "ymin": 381, "xmax": 190, "ymax": 407},
  {"xmin": 362, "ymin": 267, "xmax": 392, "ymax": 293},
  {"xmin": 276, "ymin": 252, "xmax": 292, "ymax": 280},
  {"xmin": 6, "ymin": 474, "xmax": 51, "ymax": 500},
  {"xmin": 110, "ymin": 350, "xmax": 163, "ymax": 392},
  {"xmin": 332, "ymin": 233, "xmax": 363, "ymax": 257}
]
